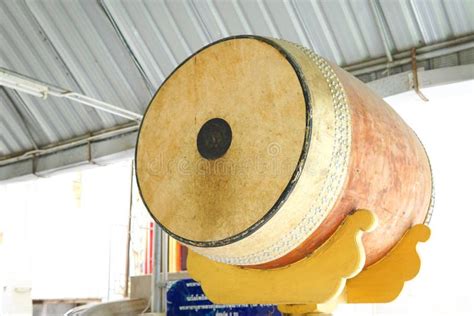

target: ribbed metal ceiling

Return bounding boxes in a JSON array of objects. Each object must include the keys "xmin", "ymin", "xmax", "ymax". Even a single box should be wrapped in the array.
[{"xmin": 1, "ymin": 0, "xmax": 473, "ymax": 179}]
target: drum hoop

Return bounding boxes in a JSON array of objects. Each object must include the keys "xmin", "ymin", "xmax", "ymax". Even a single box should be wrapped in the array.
[{"xmin": 135, "ymin": 35, "xmax": 313, "ymax": 247}]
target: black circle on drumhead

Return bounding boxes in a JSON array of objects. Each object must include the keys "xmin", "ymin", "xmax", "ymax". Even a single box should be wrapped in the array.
[{"xmin": 197, "ymin": 118, "xmax": 232, "ymax": 160}]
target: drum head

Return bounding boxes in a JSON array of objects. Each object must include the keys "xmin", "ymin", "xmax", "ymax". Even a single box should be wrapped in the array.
[{"xmin": 136, "ymin": 37, "xmax": 309, "ymax": 246}]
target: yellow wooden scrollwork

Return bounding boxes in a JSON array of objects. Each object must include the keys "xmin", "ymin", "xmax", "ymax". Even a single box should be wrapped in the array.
[{"xmin": 186, "ymin": 210, "xmax": 430, "ymax": 315}]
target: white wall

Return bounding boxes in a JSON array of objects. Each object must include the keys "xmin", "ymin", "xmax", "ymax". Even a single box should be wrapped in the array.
[
  {"xmin": 0, "ymin": 182, "xmax": 32, "ymax": 316},
  {"xmin": 0, "ymin": 161, "xmax": 133, "ymax": 309}
]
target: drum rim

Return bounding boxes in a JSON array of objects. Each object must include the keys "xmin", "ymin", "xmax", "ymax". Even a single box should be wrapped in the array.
[{"xmin": 135, "ymin": 35, "xmax": 313, "ymax": 247}]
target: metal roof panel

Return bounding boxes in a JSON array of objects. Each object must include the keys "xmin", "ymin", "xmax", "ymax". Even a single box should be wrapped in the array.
[{"xmin": 1, "ymin": 0, "xmax": 473, "ymax": 180}]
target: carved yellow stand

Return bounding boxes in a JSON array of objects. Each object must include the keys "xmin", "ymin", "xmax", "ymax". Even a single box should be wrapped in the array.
[{"xmin": 187, "ymin": 210, "xmax": 430, "ymax": 315}]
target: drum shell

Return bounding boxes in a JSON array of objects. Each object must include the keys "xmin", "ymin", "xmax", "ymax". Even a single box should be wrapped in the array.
[{"xmin": 253, "ymin": 48, "xmax": 433, "ymax": 268}]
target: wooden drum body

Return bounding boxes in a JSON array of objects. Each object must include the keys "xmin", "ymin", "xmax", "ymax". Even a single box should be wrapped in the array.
[{"xmin": 135, "ymin": 36, "xmax": 433, "ymax": 269}]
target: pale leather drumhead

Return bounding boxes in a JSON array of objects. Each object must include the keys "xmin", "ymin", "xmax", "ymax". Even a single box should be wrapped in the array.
[{"xmin": 136, "ymin": 37, "xmax": 309, "ymax": 246}]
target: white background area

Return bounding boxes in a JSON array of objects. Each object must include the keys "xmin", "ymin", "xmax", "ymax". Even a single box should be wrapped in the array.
[
  {"xmin": 338, "ymin": 79, "xmax": 474, "ymax": 315},
  {"xmin": 1, "ymin": 80, "xmax": 473, "ymax": 315},
  {"xmin": 0, "ymin": 162, "xmax": 133, "ymax": 315}
]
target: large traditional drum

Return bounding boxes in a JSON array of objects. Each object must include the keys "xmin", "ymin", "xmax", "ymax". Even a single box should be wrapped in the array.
[{"xmin": 135, "ymin": 36, "xmax": 433, "ymax": 269}]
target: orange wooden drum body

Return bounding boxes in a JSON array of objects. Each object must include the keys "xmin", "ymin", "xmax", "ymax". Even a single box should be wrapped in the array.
[{"xmin": 135, "ymin": 36, "xmax": 433, "ymax": 269}]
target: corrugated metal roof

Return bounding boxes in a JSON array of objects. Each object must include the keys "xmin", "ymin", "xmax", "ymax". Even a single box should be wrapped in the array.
[
  {"xmin": 1, "ymin": 0, "xmax": 151, "ymax": 151},
  {"xmin": 1, "ymin": 0, "xmax": 474, "ymax": 180},
  {"xmin": 0, "ymin": 87, "xmax": 34, "ymax": 156},
  {"xmin": 100, "ymin": 0, "xmax": 474, "ymax": 79}
]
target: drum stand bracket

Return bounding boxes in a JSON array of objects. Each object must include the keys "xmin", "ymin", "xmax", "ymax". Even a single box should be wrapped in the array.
[{"xmin": 187, "ymin": 210, "xmax": 430, "ymax": 315}]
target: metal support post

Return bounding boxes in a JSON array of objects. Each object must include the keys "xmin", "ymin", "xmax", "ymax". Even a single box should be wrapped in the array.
[{"xmin": 151, "ymin": 223, "xmax": 168, "ymax": 314}]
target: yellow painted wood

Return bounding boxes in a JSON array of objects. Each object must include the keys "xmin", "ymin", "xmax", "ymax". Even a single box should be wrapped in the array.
[
  {"xmin": 277, "ymin": 293, "xmax": 344, "ymax": 315},
  {"xmin": 277, "ymin": 304, "xmax": 317, "ymax": 314},
  {"xmin": 187, "ymin": 210, "xmax": 430, "ymax": 314},
  {"xmin": 346, "ymin": 224, "xmax": 431, "ymax": 303},
  {"xmin": 187, "ymin": 210, "xmax": 376, "ymax": 306}
]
